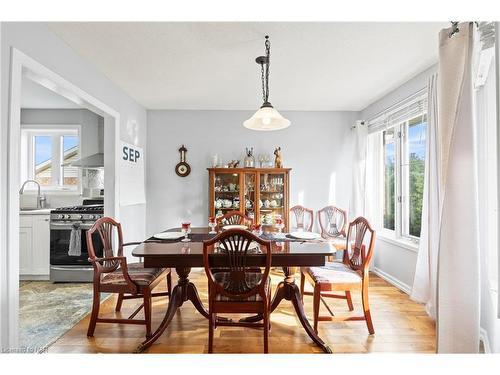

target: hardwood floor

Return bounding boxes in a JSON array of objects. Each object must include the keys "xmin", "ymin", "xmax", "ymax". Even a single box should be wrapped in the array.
[{"xmin": 48, "ymin": 269, "xmax": 436, "ymax": 353}]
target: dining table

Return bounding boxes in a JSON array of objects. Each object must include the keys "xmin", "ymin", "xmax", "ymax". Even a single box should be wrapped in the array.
[{"xmin": 131, "ymin": 227, "xmax": 341, "ymax": 353}]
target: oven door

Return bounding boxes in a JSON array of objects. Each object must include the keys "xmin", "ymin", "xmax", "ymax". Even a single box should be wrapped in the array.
[{"xmin": 50, "ymin": 222, "xmax": 103, "ymax": 266}]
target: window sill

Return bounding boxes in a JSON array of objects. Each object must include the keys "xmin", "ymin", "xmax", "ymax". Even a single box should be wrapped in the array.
[
  {"xmin": 378, "ymin": 230, "xmax": 419, "ymax": 253},
  {"xmin": 22, "ymin": 190, "xmax": 81, "ymax": 196}
]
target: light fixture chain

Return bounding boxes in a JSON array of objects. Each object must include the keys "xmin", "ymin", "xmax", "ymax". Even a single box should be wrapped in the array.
[{"xmin": 265, "ymin": 37, "xmax": 270, "ymax": 103}]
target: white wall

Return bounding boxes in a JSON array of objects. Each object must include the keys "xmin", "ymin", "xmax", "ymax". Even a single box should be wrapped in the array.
[
  {"xmin": 146, "ymin": 110, "xmax": 358, "ymax": 235},
  {"xmin": 359, "ymin": 64, "xmax": 437, "ymax": 294},
  {"xmin": 0, "ymin": 22, "xmax": 147, "ymax": 348}
]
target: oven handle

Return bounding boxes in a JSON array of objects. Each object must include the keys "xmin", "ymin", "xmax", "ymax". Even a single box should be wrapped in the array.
[{"xmin": 50, "ymin": 222, "xmax": 94, "ymax": 230}]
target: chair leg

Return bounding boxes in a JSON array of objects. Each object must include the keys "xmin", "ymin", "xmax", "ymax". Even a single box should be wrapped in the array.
[
  {"xmin": 345, "ymin": 290, "xmax": 354, "ymax": 311},
  {"xmin": 143, "ymin": 288, "xmax": 152, "ymax": 339},
  {"xmin": 361, "ymin": 283, "xmax": 374, "ymax": 334},
  {"xmin": 300, "ymin": 271, "xmax": 305, "ymax": 303},
  {"xmin": 313, "ymin": 284, "xmax": 321, "ymax": 334},
  {"xmin": 87, "ymin": 288, "xmax": 100, "ymax": 337},
  {"xmin": 263, "ymin": 311, "xmax": 269, "ymax": 354},
  {"xmin": 208, "ymin": 313, "xmax": 214, "ymax": 353},
  {"xmin": 166, "ymin": 272, "xmax": 172, "ymax": 297},
  {"xmin": 115, "ymin": 293, "xmax": 124, "ymax": 312}
]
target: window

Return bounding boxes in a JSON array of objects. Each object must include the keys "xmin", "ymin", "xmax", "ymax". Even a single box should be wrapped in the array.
[
  {"xmin": 381, "ymin": 115, "xmax": 427, "ymax": 240},
  {"xmin": 21, "ymin": 126, "xmax": 81, "ymax": 191},
  {"xmin": 367, "ymin": 91, "xmax": 427, "ymax": 242}
]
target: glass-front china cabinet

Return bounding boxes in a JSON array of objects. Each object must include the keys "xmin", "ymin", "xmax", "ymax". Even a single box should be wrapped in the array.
[{"xmin": 208, "ymin": 168, "xmax": 291, "ymax": 231}]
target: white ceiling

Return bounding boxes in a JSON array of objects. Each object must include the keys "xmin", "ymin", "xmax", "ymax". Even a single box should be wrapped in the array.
[
  {"xmin": 47, "ymin": 22, "xmax": 446, "ymax": 111},
  {"xmin": 22, "ymin": 77, "xmax": 81, "ymax": 109}
]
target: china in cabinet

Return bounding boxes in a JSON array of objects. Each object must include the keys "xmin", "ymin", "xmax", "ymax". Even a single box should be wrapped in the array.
[{"xmin": 208, "ymin": 168, "xmax": 291, "ymax": 231}]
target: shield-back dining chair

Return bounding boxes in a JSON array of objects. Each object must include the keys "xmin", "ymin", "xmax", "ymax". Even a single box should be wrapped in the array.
[
  {"xmin": 317, "ymin": 205, "xmax": 348, "ymax": 250},
  {"xmin": 289, "ymin": 205, "xmax": 314, "ymax": 232},
  {"xmin": 203, "ymin": 229, "xmax": 272, "ymax": 353},
  {"xmin": 300, "ymin": 216, "xmax": 376, "ymax": 334},
  {"xmin": 216, "ymin": 210, "xmax": 253, "ymax": 230},
  {"xmin": 86, "ymin": 217, "xmax": 172, "ymax": 339}
]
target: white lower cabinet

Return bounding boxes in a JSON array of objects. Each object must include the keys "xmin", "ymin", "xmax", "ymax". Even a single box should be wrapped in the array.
[{"xmin": 19, "ymin": 214, "xmax": 50, "ymax": 279}]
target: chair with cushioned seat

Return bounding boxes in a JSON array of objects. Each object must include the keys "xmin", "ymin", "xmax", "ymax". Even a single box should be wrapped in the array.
[
  {"xmin": 203, "ymin": 228, "xmax": 272, "ymax": 353},
  {"xmin": 86, "ymin": 217, "xmax": 172, "ymax": 339},
  {"xmin": 300, "ymin": 216, "xmax": 376, "ymax": 334}
]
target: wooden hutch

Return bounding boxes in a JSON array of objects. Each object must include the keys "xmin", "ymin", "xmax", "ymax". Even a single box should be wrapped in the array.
[{"xmin": 208, "ymin": 167, "xmax": 291, "ymax": 231}]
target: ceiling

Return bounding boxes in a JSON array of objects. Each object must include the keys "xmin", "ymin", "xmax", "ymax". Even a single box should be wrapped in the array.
[
  {"xmin": 47, "ymin": 22, "xmax": 446, "ymax": 111},
  {"xmin": 22, "ymin": 76, "xmax": 81, "ymax": 109}
]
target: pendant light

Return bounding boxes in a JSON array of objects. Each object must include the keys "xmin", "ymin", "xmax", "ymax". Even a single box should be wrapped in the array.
[{"xmin": 244, "ymin": 36, "xmax": 291, "ymax": 131}]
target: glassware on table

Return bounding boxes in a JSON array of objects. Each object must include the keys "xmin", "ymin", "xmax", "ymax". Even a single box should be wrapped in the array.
[
  {"xmin": 181, "ymin": 222, "xmax": 191, "ymax": 242},
  {"xmin": 208, "ymin": 216, "xmax": 217, "ymax": 234}
]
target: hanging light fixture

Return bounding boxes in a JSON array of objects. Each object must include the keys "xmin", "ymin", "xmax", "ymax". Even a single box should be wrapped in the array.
[{"xmin": 244, "ymin": 35, "xmax": 291, "ymax": 131}]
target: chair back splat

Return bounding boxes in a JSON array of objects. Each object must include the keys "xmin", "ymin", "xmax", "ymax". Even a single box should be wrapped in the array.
[
  {"xmin": 344, "ymin": 216, "xmax": 376, "ymax": 272},
  {"xmin": 290, "ymin": 205, "xmax": 314, "ymax": 232},
  {"xmin": 318, "ymin": 206, "xmax": 347, "ymax": 238}
]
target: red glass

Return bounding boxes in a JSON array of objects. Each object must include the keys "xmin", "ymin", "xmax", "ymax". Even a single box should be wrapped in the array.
[
  {"xmin": 182, "ymin": 222, "xmax": 191, "ymax": 230},
  {"xmin": 275, "ymin": 217, "xmax": 283, "ymax": 225},
  {"xmin": 208, "ymin": 216, "xmax": 216, "ymax": 224}
]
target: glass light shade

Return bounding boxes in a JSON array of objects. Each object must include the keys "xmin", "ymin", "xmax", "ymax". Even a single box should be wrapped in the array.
[{"xmin": 243, "ymin": 106, "xmax": 291, "ymax": 131}]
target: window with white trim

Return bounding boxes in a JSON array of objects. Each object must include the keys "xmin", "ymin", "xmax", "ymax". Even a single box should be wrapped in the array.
[
  {"xmin": 20, "ymin": 125, "xmax": 81, "ymax": 192},
  {"xmin": 369, "ymin": 91, "xmax": 427, "ymax": 241}
]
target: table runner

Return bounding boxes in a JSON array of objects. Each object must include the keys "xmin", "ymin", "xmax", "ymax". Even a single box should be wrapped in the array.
[{"xmin": 146, "ymin": 232, "xmax": 325, "ymax": 243}]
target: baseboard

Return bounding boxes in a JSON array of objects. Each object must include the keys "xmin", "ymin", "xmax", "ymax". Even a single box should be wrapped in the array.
[
  {"xmin": 480, "ymin": 327, "xmax": 492, "ymax": 353},
  {"xmin": 372, "ymin": 267, "xmax": 412, "ymax": 295},
  {"xmin": 20, "ymin": 275, "xmax": 50, "ymax": 281}
]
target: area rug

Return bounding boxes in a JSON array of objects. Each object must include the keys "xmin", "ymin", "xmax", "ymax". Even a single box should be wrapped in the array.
[{"xmin": 19, "ymin": 281, "xmax": 110, "ymax": 353}]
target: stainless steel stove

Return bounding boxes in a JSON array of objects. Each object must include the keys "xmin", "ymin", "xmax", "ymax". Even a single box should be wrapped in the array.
[{"xmin": 50, "ymin": 201, "xmax": 104, "ymax": 282}]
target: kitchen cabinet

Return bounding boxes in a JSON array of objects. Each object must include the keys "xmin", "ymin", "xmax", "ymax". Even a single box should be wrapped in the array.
[
  {"xmin": 19, "ymin": 213, "xmax": 50, "ymax": 279},
  {"xmin": 208, "ymin": 168, "xmax": 291, "ymax": 231}
]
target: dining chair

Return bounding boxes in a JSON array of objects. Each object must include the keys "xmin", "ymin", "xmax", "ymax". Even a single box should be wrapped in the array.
[
  {"xmin": 203, "ymin": 228, "xmax": 272, "ymax": 353},
  {"xmin": 300, "ymin": 216, "xmax": 376, "ymax": 334},
  {"xmin": 86, "ymin": 217, "xmax": 172, "ymax": 338},
  {"xmin": 289, "ymin": 205, "xmax": 314, "ymax": 232},
  {"xmin": 216, "ymin": 210, "xmax": 253, "ymax": 230},
  {"xmin": 317, "ymin": 205, "xmax": 348, "ymax": 250}
]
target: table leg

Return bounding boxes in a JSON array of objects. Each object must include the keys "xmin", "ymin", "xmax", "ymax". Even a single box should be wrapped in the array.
[
  {"xmin": 135, "ymin": 266, "xmax": 208, "ymax": 353},
  {"xmin": 239, "ymin": 267, "xmax": 332, "ymax": 353}
]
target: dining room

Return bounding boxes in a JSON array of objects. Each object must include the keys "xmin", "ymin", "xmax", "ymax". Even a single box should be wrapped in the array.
[{"xmin": 1, "ymin": 2, "xmax": 500, "ymax": 370}]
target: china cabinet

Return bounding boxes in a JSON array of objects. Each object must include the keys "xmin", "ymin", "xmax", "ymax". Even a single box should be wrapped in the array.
[{"xmin": 208, "ymin": 168, "xmax": 291, "ymax": 231}]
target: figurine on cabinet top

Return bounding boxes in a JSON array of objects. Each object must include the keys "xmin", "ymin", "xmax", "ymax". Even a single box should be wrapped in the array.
[{"xmin": 274, "ymin": 147, "xmax": 283, "ymax": 168}]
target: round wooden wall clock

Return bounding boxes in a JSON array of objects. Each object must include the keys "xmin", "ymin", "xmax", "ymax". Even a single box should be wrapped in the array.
[{"xmin": 175, "ymin": 145, "xmax": 191, "ymax": 177}]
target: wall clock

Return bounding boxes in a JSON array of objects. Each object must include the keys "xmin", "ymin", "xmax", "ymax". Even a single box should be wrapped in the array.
[{"xmin": 175, "ymin": 145, "xmax": 191, "ymax": 177}]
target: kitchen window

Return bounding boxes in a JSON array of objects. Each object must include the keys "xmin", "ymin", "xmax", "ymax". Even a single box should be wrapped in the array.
[
  {"xmin": 368, "ymin": 90, "xmax": 427, "ymax": 242},
  {"xmin": 20, "ymin": 125, "xmax": 81, "ymax": 192}
]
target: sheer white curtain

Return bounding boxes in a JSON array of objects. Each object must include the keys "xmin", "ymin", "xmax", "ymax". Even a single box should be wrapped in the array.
[
  {"xmin": 436, "ymin": 22, "xmax": 480, "ymax": 353},
  {"xmin": 410, "ymin": 74, "xmax": 439, "ymax": 320},
  {"xmin": 350, "ymin": 121, "xmax": 368, "ymax": 218}
]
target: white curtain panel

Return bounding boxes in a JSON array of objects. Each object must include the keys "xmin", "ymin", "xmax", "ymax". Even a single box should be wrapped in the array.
[
  {"xmin": 365, "ymin": 132, "xmax": 383, "ymax": 229},
  {"xmin": 350, "ymin": 122, "xmax": 368, "ymax": 218},
  {"xmin": 410, "ymin": 73, "xmax": 439, "ymax": 320},
  {"xmin": 436, "ymin": 22, "xmax": 480, "ymax": 353}
]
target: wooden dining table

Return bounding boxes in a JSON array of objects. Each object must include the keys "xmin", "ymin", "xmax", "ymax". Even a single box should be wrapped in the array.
[{"xmin": 132, "ymin": 227, "xmax": 340, "ymax": 353}]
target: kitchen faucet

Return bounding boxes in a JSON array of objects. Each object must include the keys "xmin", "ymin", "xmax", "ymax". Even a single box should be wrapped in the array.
[{"xmin": 19, "ymin": 179, "xmax": 45, "ymax": 209}]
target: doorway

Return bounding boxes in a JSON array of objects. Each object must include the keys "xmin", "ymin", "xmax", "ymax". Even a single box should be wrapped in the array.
[{"xmin": 6, "ymin": 48, "xmax": 121, "ymax": 349}]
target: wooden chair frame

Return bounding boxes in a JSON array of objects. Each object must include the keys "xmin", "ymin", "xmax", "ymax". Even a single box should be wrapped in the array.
[
  {"xmin": 86, "ymin": 217, "xmax": 172, "ymax": 338},
  {"xmin": 300, "ymin": 216, "xmax": 376, "ymax": 334},
  {"xmin": 289, "ymin": 205, "xmax": 314, "ymax": 232},
  {"xmin": 203, "ymin": 228, "xmax": 272, "ymax": 353},
  {"xmin": 216, "ymin": 210, "xmax": 253, "ymax": 231}
]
